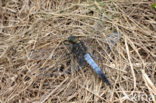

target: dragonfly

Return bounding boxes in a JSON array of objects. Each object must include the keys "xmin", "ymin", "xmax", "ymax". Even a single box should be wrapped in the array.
[
  {"xmin": 68, "ymin": 36, "xmax": 111, "ymax": 85},
  {"xmin": 27, "ymin": 32, "xmax": 122, "ymax": 85}
]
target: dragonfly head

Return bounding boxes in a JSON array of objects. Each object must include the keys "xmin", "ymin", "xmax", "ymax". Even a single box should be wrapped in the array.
[{"xmin": 68, "ymin": 35, "xmax": 77, "ymax": 44}]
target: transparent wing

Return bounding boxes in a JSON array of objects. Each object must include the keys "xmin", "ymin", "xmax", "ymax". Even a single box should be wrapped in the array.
[
  {"xmin": 84, "ymin": 53, "xmax": 110, "ymax": 85},
  {"xmin": 104, "ymin": 32, "xmax": 122, "ymax": 51},
  {"xmin": 78, "ymin": 54, "xmax": 86, "ymax": 67}
]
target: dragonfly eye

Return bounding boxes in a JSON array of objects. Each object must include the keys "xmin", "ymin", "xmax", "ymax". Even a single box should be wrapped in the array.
[{"xmin": 68, "ymin": 35, "xmax": 77, "ymax": 43}]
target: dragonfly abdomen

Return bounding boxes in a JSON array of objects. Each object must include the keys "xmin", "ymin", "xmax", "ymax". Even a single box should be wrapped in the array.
[{"xmin": 84, "ymin": 53, "xmax": 110, "ymax": 85}]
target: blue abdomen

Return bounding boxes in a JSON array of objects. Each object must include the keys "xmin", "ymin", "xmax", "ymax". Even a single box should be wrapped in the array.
[{"xmin": 84, "ymin": 53, "xmax": 110, "ymax": 85}]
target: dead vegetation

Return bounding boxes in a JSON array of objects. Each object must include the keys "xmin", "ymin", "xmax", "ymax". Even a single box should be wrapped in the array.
[{"xmin": 0, "ymin": 0, "xmax": 156, "ymax": 102}]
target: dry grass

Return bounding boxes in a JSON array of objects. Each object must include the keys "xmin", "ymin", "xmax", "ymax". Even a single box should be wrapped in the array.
[{"xmin": 0, "ymin": 0, "xmax": 156, "ymax": 102}]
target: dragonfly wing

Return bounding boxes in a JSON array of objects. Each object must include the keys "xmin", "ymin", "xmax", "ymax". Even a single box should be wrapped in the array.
[
  {"xmin": 78, "ymin": 55, "xmax": 86, "ymax": 67},
  {"xmin": 104, "ymin": 32, "xmax": 122, "ymax": 51},
  {"xmin": 84, "ymin": 53, "xmax": 110, "ymax": 85}
]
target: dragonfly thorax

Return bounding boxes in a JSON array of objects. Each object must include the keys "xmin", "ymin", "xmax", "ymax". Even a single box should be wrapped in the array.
[{"xmin": 72, "ymin": 41, "xmax": 87, "ymax": 56}]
